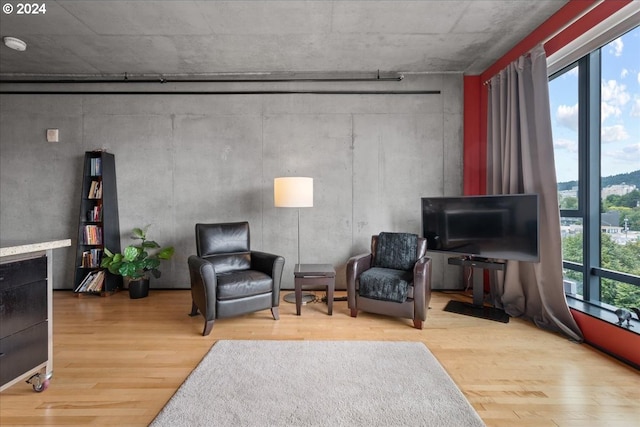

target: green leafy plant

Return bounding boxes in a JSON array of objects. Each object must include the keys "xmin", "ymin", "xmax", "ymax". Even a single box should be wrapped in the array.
[{"xmin": 101, "ymin": 225, "xmax": 174, "ymax": 280}]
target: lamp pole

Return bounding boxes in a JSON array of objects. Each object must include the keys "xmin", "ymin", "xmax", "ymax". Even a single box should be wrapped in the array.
[{"xmin": 297, "ymin": 208, "xmax": 301, "ymax": 265}]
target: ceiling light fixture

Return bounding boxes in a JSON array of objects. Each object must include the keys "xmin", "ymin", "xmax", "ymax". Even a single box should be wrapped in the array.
[{"xmin": 3, "ymin": 37, "xmax": 27, "ymax": 51}]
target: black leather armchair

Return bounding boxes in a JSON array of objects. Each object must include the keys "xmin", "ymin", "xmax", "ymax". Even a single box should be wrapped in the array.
[
  {"xmin": 346, "ymin": 232, "xmax": 432, "ymax": 329},
  {"xmin": 188, "ymin": 222, "xmax": 285, "ymax": 336}
]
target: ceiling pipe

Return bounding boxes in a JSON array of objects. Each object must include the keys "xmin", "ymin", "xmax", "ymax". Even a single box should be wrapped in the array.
[
  {"xmin": 0, "ymin": 71, "xmax": 405, "ymax": 84},
  {"xmin": 0, "ymin": 89, "xmax": 439, "ymax": 95}
]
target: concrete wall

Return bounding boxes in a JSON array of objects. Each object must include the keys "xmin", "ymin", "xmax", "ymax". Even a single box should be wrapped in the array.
[{"xmin": 0, "ymin": 74, "xmax": 463, "ymax": 290}]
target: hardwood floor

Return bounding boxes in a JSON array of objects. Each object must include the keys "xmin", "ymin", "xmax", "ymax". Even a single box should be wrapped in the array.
[{"xmin": 1, "ymin": 290, "xmax": 638, "ymax": 426}]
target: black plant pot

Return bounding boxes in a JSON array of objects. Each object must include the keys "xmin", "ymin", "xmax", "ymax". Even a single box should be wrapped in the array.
[{"xmin": 128, "ymin": 278, "xmax": 150, "ymax": 299}]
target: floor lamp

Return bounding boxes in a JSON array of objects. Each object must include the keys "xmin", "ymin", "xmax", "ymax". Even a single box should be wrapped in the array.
[{"xmin": 274, "ymin": 177, "xmax": 315, "ymax": 304}]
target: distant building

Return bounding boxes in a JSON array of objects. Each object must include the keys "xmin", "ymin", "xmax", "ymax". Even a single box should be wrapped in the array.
[
  {"xmin": 602, "ymin": 184, "xmax": 636, "ymax": 198},
  {"xmin": 601, "ymin": 211, "xmax": 620, "ymax": 227},
  {"xmin": 559, "ymin": 186, "xmax": 578, "ymax": 199},
  {"xmin": 601, "ymin": 211, "xmax": 622, "ymax": 234}
]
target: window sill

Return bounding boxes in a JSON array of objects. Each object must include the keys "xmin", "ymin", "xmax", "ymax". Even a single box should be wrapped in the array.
[
  {"xmin": 566, "ymin": 295, "xmax": 640, "ymax": 335},
  {"xmin": 567, "ymin": 295, "xmax": 640, "ymax": 369}
]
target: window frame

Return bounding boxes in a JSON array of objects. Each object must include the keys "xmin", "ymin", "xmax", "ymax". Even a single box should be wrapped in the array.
[{"xmin": 550, "ymin": 34, "xmax": 640, "ymax": 316}]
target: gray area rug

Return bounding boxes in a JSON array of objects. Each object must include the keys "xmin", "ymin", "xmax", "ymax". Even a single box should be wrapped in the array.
[{"xmin": 150, "ymin": 340, "xmax": 485, "ymax": 427}]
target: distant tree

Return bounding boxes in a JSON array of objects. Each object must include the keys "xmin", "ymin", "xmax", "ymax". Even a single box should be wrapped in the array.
[
  {"xmin": 562, "ymin": 234, "xmax": 582, "ymax": 264},
  {"xmin": 603, "ymin": 194, "xmax": 623, "ymax": 210},
  {"xmin": 603, "ymin": 190, "xmax": 640, "ymax": 210},
  {"xmin": 561, "ymin": 232, "xmax": 640, "ymax": 308},
  {"xmin": 561, "ymin": 234, "xmax": 584, "ymax": 295},
  {"xmin": 600, "ymin": 234, "xmax": 639, "ymax": 276},
  {"xmin": 560, "ymin": 196, "xmax": 578, "ymax": 210},
  {"xmin": 615, "ymin": 208, "xmax": 640, "ymax": 231},
  {"xmin": 559, "ymin": 169, "xmax": 640, "ymax": 192},
  {"xmin": 600, "ymin": 170, "xmax": 640, "ymax": 189},
  {"xmin": 624, "ymin": 210, "xmax": 640, "ymax": 231},
  {"xmin": 558, "ymin": 180, "xmax": 578, "ymax": 191},
  {"xmin": 621, "ymin": 189, "xmax": 640, "ymax": 208},
  {"xmin": 602, "ymin": 279, "xmax": 640, "ymax": 308}
]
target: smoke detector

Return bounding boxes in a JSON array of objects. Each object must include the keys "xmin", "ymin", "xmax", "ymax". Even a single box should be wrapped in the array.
[{"xmin": 3, "ymin": 37, "xmax": 27, "ymax": 51}]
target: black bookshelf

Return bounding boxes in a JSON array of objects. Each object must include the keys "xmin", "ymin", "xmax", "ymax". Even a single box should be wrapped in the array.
[{"xmin": 73, "ymin": 151, "xmax": 122, "ymax": 295}]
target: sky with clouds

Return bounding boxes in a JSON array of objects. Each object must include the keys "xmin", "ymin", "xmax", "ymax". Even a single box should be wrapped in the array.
[{"xmin": 549, "ymin": 25, "xmax": 639, "ymax": 184}]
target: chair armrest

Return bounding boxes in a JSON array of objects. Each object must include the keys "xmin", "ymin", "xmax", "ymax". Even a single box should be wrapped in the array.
[
  {"xmin": 251, "ymin": 251, "xmax": 285, "ymax": 305},
  {"xmin": 188, "ymin": 255, "xmax": 217, "ymax": 321},
  {"xmin": 412, "ymin": 256, "xmax": 432, "ymax": 321},
  {"xmin": 251, "ymin": 251, "xmax": 285, "ymax": 279},
  {"xmin": 346, "ymin": 253, "xmax": 372, "ymax": 309}
]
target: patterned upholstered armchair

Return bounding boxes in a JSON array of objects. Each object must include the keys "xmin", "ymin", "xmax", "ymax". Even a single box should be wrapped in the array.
[
  {"xmin": 346, "ymin": 232, "xmax": 432, "ymax": 329},
  {"xmin": 188, "ymin": 222, "xmax": 285, "ymax": 336}
]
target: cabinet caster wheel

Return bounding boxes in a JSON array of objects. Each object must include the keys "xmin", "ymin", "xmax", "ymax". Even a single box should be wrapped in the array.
[
  {"xmin": 27, "ymin": 373, "xmax": 50, "ymax": 392},
  {"xmin": 33, "ymin": 379, "xmax": 49, "ymax": 392}
]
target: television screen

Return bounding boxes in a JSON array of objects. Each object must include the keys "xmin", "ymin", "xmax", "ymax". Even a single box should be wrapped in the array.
[{"xmin": 421, "ymin": 194, "xmax": 539, "ymax": 262}]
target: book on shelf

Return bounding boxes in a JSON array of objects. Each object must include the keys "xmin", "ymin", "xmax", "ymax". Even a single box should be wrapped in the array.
[
  {"xmin": 74, "ymin": 271, "xmax": 91, "ymax": 292},
  {"xmin": 83, "ymin": 225, "xmax": 103, "ymax": 245},
  {"xmin": 74, "ymin": 270, "xmax": 105, "ymax": 293},
  {"xmin": 81, "ymin": 248, "xmax": 103, "ymax": 267},
  {"xmin": 87, "ymin": 180, "xmax": 102, "ymax": 199},
  {"xmin": 88, "ymin": 270, "xmax": 104, "ymax": 292},
  {"xmin": 88, "ymin": 181, "xmax": 97, "ymax": 198},
  {"xmin": 87, "ymin": 205, "xmax": 102, "ymax": 222},
  {"xmin": 90, "ymin": 157, "xmax": 102, "ymax": 177}
]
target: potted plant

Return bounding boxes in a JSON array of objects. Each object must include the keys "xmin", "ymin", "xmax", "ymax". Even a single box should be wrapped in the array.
[{"xmin": 101, "ymin": 225, "xmax": 175, "ymax": 299}]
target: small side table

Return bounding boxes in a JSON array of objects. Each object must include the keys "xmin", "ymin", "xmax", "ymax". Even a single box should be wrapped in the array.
[{"xmin": 293, "ymin": 264, "xmax": 335, "ymax": 316}]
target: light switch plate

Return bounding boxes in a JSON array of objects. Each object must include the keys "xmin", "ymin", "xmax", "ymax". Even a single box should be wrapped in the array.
[{"xmin": 46, "ymin": 129, "xmax": 59, "ymax": 142}]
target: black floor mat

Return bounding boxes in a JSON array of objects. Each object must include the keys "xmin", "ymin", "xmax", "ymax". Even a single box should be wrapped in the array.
[{"xmin": 444, "ymin": 299, "xmax": 510, "ymax": 323}]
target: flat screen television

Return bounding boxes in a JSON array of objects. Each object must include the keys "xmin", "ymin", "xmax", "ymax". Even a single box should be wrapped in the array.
[{"xmin": 421, "ymin": 194, "xmax": 539, "ymax": 262}]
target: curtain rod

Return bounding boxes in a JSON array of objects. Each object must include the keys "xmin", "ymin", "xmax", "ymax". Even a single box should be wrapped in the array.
[
  {"xmin": 540, "ymin": 0, "xmax": 604, "ymax": 45},
  {"xmin": 483, "ymin": 0, "xmax": 605, "ymax": 86}
]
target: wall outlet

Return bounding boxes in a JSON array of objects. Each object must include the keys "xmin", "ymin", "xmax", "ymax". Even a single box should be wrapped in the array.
[{"xmin": 46, "ymin": 129, "xmax": 59, "ymax": 142}]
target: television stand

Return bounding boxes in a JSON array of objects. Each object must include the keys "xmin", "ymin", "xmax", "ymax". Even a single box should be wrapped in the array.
[{"xmin": 445, "ymin": 257, "xmax": 509, "ymax": 323}]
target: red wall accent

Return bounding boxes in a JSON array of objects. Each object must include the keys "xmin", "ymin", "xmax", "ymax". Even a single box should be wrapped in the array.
[
  {"xmin": 571, "ymin": 310, "xmax": 640, "ymax": 367},
  {"xmin": 462, "ymin": 76, "xmax": 483, "ymax": 195}
]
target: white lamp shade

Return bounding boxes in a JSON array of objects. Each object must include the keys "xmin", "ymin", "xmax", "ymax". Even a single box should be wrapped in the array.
[{"xmin": 274, "ymin": 177, "xmax": 313, "ymax": 207}]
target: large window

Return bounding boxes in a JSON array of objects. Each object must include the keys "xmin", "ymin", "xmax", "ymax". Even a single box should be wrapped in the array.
[{"xmin": 550, "ymin": 25, "xmax": 640, "ymax": 310}]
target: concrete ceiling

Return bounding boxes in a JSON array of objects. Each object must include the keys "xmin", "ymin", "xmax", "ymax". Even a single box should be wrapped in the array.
[{"xmin": 0, "ymin": 0, "xmax": 569, "ymax": 80}]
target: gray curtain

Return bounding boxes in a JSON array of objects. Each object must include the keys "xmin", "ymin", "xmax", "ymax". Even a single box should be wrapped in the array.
[{"xmin": 487, "ymin": 44, "xmax": 583, "ymax": 342}]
